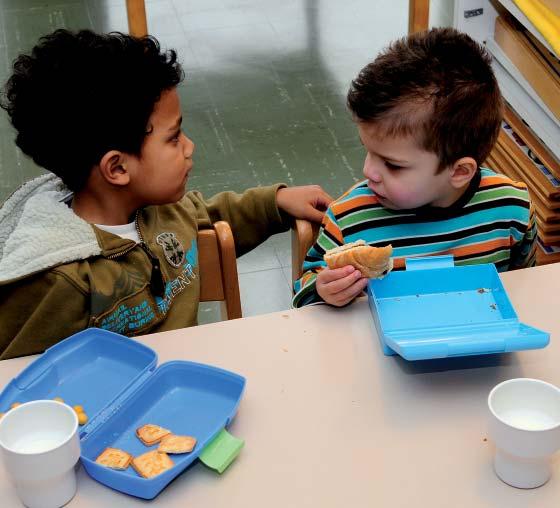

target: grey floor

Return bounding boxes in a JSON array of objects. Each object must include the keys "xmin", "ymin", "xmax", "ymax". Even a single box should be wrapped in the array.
[{"xmin": 0, "ymin": 0, "xmax": 453, "ymax": 322}]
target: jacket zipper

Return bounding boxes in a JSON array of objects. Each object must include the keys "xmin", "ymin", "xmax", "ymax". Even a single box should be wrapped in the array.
[
  {"xmin": 106, "ymin": 244, "xmax": 136, "ymax": 260},
  {"xmin": 105, "ymin": 211, "xmax": 144, "ymax": 260},
  {"xmin": 106, "ymin": 211, "xmax": 166, "ymax": 298},
  {"xmin": 136, "ymin": 211, "xmax": 166, "ymax": 298}
]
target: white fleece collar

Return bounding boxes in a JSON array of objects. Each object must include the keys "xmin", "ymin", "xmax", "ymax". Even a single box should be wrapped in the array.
[{"xmin": 0, "ymin": 174, "xmax": 101, "ymax": 282}]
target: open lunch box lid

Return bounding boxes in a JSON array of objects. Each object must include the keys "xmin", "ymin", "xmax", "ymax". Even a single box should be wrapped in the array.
[
  {"xmin": 0, "ymin": 328, "xmax": 246, "ymax": 499},
  {"xmin": 366, "ymin": 255, "xmax": 550, "ymax": 361}
]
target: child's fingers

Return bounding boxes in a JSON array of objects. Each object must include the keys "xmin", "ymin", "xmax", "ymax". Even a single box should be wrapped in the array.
[
  {"xmin": 306, "ymin": 205, "xmax": 327, "ymax": 223},
  {"xmin": 317, "ymin": 265, "xmax": 355, "ymax": 284},
  {"xmin": 305, "ymin": 188, "xmax": 334, "ymax": 221},
  {"xmin": 315, "ymin": 190, "xmax": 334, "ymax": 209},
  {"xmin": 329, "ymin": 277, "xmax": 369, "ymax": 307},
  {"xmin": 324, "ymin": 269, "xmax": 364, "ymax": 294}
]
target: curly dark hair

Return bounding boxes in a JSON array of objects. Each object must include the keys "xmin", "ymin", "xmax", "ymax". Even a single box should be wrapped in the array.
[
  {"xmin": 0, "ymin": 29, "xmax": 184, "ymax": 191},
  {"xmin": 347, "ymin": 27, "xmax": 502, "ymax": 170}
]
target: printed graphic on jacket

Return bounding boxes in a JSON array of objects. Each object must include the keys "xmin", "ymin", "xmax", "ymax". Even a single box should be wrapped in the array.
[
  {"xmin": 156, "ymin": 232, "xmax": 185, "ymax": 267},
  {"xmin": 156, "ymin": 239, "xmax": 198, "ymax": 314},
  {"xmin": 94, "ymin": 239, "xmax": 198, "ymax": 333},
  {"xmin": 98, "ymin": 299, "xmax": 157, "ymax": 334}
]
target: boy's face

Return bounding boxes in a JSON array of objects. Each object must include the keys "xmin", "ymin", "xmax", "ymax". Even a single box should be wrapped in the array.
[
  {"xmin": 127, "ymin": 87, "xmax": 194, "ymax": 206},
  {"xmin": 358, "ymin": 122, "xmax": 456, "ymax": 210}
]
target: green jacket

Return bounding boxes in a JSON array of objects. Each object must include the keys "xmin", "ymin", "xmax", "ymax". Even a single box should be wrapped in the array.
[{"xmin": 0, "ymin": 174, "xmax": 290, "ymax": 359}]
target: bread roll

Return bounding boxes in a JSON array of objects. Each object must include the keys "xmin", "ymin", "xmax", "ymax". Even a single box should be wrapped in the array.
[{"xmin": 324, "ymin": 240, "xmax": 393, "ymax": 278}]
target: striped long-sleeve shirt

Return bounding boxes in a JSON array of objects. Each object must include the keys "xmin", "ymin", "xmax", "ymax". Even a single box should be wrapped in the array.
[{"xmin": 293, "ymin": 168, "xmax": 537, "ymax": 308}]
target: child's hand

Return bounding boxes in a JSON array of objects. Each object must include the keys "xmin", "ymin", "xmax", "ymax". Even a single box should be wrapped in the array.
[
  {"xmin": 316, "ymin": 265, "xmax": 368, "ymax": 307},
  {"xmin": 276, "ymin": 185, "xmax": 333, "ymax": 223}
]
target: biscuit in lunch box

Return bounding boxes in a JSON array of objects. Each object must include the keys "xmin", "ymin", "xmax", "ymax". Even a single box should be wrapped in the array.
[
  {"xmin": 136, "ymin": 424, "xmax": 171, "ymax": 446},
  {"xmin": 132, "ymin": 450, "xmax": 174, "ymax": 478},
  {"xmin": 95, "ymin": 447, "xmax": 132, "ymax": 470},
  {"xmin": 158, "ymin": 434, "xmax": 197, "ymax": 454}
]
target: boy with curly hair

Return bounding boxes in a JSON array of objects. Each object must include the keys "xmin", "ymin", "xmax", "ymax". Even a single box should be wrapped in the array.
[{"xmin": 0, "ymin": 29, "xmax": 331, "ymax": 359}]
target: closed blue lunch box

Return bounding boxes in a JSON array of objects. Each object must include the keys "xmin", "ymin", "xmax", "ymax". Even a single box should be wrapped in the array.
[{"xmin": 367, "ymin": 255, "xmax": 549, "ymax": 360}]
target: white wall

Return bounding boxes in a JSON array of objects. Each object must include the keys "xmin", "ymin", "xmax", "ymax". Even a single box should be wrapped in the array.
[{"xmin": 429, "ymin": 0, "xmax": 455, "ymax": 27}]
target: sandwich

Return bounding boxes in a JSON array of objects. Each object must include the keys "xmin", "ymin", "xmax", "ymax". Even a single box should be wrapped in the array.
[{"xmin": 324, "ymin": 240, "xmax": 393, "ymax": 278}]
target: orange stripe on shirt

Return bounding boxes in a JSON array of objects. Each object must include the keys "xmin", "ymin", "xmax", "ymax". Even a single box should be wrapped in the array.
[
  {"xmin": 392, "ymin": 238, "xmax": 512, "ymax": 268},
  {"xmin": 449, "ymin": 238, "xmax": 512, "ymax": 257},
  {"xmin": 480, "ymin": 175, "xmax": 527, "ymax": 190},
  {"xmin": 323, "ymin": 219, "xmax": 344, "ymax": 243},
  {"xmin": 331, "ymin": 195, "xmax": 379, "ymax": 215}
]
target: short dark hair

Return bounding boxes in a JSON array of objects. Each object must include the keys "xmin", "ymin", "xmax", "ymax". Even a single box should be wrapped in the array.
[
  {"xmin": 347, "ymin": 27, "xmax": 502, "ymax": 170},
  {"xmin": 0, "ymin": 29, "xmax": 184, "ymax": 191}
]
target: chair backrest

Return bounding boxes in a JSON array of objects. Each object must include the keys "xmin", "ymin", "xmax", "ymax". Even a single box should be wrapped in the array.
[
  {"xmin": 291, "ymin": 219, "xmax": 320, "ymax": 284},
  {"xmin": 198, "ymin": 221, "xmax": 242, "ymax": 320}
]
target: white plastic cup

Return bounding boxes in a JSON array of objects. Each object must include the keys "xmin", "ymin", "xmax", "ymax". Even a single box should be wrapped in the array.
[
  {"xmin": 488, "ymin": 378, "xmax": 560, "ymax": 489},
  {"xmin": 0, "ymin": 400, "xmax": 80, "ymax": 507}
]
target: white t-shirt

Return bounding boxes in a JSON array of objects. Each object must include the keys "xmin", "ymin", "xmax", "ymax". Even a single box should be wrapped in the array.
[
  {"xmin": 95, "ymin": 222, "xmax": 140, "ymax": 243},
  {"xmin": 59, "ymin": 193, "xmax": 141, "ymax": 243}
]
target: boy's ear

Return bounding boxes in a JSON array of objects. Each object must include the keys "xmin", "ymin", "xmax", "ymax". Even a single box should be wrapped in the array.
[
  {"xmin": 449, "ymin": 157, "xmax": 477, "ymax": 189},
  {"xmin": 98, "ymin": 150, "xmax": 130, "ymax": 186}
]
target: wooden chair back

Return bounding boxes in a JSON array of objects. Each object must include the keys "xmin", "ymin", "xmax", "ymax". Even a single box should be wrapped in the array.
[
  {"xmin": 291, "ymin": 219, "xmax": 320, "ymax": 284},
  {"xmin": 198, "ymin": 221, "xmax": 242, "ymax": 320}
]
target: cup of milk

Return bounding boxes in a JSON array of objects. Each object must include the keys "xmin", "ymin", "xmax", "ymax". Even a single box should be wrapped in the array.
[
  {"xmin": 0, "ymin": 400, "xmax": 80, "ymax": 507},
  {"xmin": 488, "ymin": 378, "xmax": 560, "ymax": 488}
]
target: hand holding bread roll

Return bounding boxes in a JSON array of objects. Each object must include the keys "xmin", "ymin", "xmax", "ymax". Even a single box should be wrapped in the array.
[{"xmin": 324, "ymin": 240, "xmax": 393, "ymax": 278}]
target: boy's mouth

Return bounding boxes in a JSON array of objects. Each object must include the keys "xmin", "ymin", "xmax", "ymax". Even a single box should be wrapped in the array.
[
  {"xmin": 371, "ymin": 187, "xmax": 396, "ymax": 207},
  {"xmin": 184, "ymin": 162, "xmax": 193, "ymax": 179},
  {"xmin": 368, "ymin": 182, "xmax": 386, "ymax": 200}
]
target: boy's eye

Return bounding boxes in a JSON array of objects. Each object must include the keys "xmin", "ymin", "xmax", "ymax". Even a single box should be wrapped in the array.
[{"xmin": 385, "ymin": 161, "xmax": 403, "ymax": 170}]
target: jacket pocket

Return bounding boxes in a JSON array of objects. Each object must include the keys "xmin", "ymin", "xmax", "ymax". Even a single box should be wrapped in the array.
[{"xmin": 91, "ymin": 283, "xmax": 164, "ymax": 336}]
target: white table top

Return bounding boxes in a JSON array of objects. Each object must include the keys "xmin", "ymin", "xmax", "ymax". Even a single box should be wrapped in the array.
[{"xmin": 1, "ymin": 263, "xmax": 560, "ymax": 507}]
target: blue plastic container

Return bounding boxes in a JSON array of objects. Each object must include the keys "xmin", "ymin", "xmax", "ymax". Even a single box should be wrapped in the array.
[
  {"xmin": 0, "ymin": 329, "xmax": 245, "ymax": 499},
  {"xmin": 367, "ymin": 255, "xmax": 549, "ymax": 361}
]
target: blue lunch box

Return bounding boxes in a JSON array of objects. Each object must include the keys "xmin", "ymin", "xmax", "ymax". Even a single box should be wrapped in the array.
[
  {"xmin": 0, "ymin": 328, "xmax": 245, "ymax": 499},
  {"xmin": 367, "ymin": 255, "xmax": 549, "ymax": 361}
]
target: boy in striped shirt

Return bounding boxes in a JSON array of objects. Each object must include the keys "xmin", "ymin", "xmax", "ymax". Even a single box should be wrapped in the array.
[{"xmin": 294, "ymin": 28, "xmax": 536, "ymax": 308}]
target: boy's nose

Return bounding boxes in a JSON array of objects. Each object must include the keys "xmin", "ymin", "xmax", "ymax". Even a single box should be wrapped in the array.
[
  {"xmin": 363, "ymin": 155, "xmax": 382, "ymax": 182},
  {"xmin": 183, "ymin": 134, "xmax": 195, "ymax": 159},
  {"xmin": 369, "ymin": 171, "xmax": 382, "ymax": 183},
  {"xmin": 365, "ymin": 164, "xmax": 382, "ymax": 183}
]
